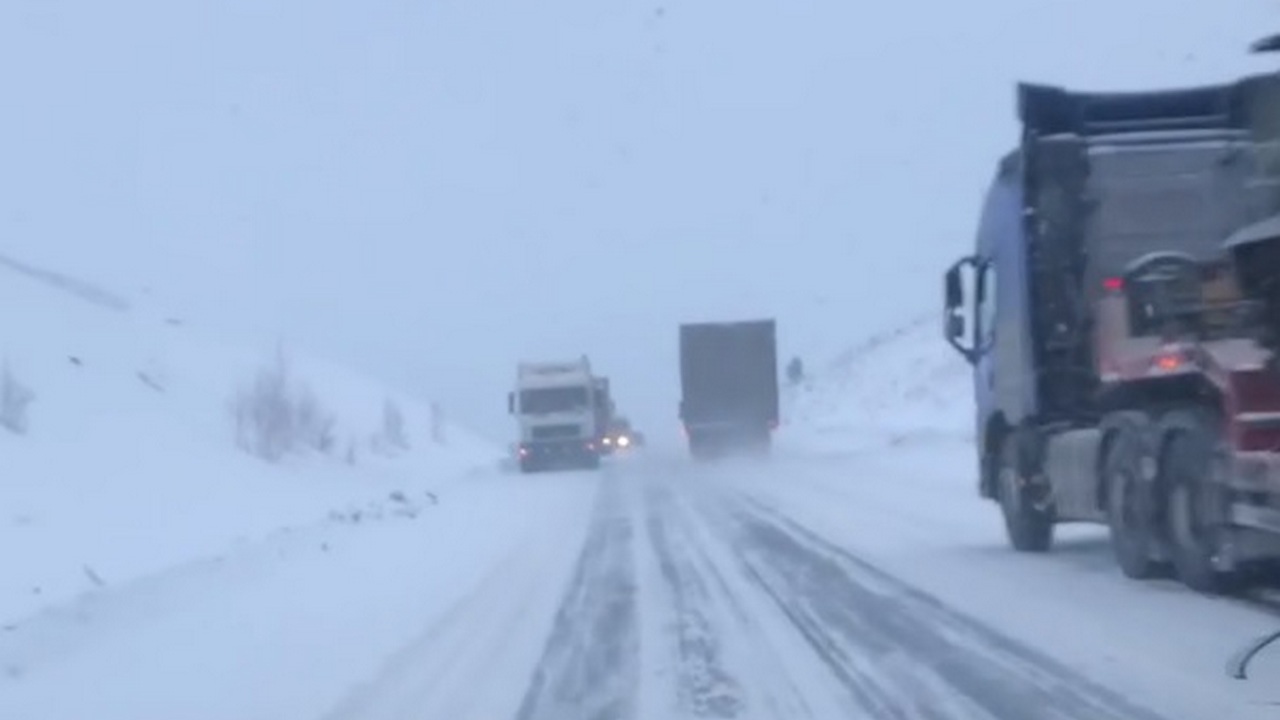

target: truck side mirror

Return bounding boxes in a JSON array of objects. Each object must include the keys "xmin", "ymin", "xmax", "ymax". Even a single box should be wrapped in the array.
[
  {"xmin": 945, "ymin": 266, "xmax": 964, "ymax": 308},
  {"xmin": 507, "ymin": 392, "xmax": 515, "ymax": 414},
  {"xmin": 943, "ymin": 256, "xmax": 981, "ymax": 364}
]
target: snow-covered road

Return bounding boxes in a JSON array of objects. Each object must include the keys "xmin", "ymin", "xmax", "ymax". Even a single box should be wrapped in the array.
[{"xmin": 7, "ymin": 443, "xmax": 1280, "ymax": 720}]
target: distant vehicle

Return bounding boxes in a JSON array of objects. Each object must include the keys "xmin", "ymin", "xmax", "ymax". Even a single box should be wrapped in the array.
[
  {"xmin": 943, "ymin": 72, "xmax": 1280, "ymax": 594},
  {"xmin": 508, "ymin": 356, "xmax": 602, "ymax": 473},
  {"xmin": 678, "ymin": 319, "xmax": 779, "ymax": 459},
  {"xmin": 601, "ymin": 415, "xmax": 644, "ymax": 452}
]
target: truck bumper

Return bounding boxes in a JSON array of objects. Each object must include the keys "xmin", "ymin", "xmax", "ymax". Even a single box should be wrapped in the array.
[
  {"xmin": 684, "ymin": 421, "xmax": 772, "ymax": 457},
  {"xmin": 518, "ymin": 439, "xmax": 599, "ymax": 470}
]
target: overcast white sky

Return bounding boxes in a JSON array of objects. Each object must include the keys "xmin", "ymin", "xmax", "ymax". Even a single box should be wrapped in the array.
[{"xmin": 1, "ymin": 0, "xmax": 1273, "ymax": 439}]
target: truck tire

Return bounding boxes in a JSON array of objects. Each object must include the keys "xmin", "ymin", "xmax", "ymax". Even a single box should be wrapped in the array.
[
  {"xmin": 997, "ymin": 437, "xmax": 1054, "ymax": 552},
  {"xmin": 1161, "ymin": 411, "xmax": 1242, "ymax": 595},
  {"xmin": 1103, "ymin": 423, "xmax": 1166, "ymax": 580}
]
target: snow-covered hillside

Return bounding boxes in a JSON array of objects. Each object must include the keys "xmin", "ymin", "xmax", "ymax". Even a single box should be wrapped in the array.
[
  {"xmin": 0, "ymin": 254, "xmax": 494, "ymax": 627},
  {"xmin": 782, "ymin": 314, "xmax": 972, "ymax": 453}
]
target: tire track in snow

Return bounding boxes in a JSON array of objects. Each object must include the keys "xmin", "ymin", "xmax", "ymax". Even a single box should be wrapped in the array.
[
  {"xmin": 639, "ymin": 471, "xmax": 844, "ymax": 720},
  {"xmin": 515, "ymin": 479, "xmax": 639, "ymax": 720},
  {"xmin": 320, "ymin": 542, "xmax": 534, "ymax": 720},
  {"xmin": 643, "ymin": 479, "xmax": 745, "ymax": 718},
  {"xmin": 706, "ymin": 494, "xmax": 1174, "ymax": 720},
  {"xmin": 319, "ymin": 506, "xmax": 589, "ymax": 720}
]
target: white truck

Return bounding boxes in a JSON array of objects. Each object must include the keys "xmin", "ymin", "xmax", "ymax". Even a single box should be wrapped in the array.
[{"xmin": 507, "ymin": 356, "xmax": 603, "ymax": 473}]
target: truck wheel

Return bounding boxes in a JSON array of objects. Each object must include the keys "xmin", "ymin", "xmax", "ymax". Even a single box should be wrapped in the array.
[
  {"xmin": 1162, "ymin": 417, "xmax": 1242, "ymax": 595},
  {"xmin": 997, "ymin": 438, "xmax": 1054, "ymax": 552},
  {"xmin": 1103, "ymin": 427, "xmax": 1166, "ymax": 580}
]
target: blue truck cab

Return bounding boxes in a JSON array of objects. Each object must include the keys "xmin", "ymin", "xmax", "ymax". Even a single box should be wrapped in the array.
[{"xmin": 947, "ymin": 150, "xmax": 1038, "ymax": 503}]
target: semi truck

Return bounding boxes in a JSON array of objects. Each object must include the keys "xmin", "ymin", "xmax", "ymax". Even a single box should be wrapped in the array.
[
  {"xmin": 508, "ymin": 356, "xmax": 602, "ymax": 473},
  {"xmin": 942, "ymin": 71, "xmax": 1280, "ymax": 594},
  {"xmin": 678, "ymin": 319, "xmax": 779, "ymax": 459}
]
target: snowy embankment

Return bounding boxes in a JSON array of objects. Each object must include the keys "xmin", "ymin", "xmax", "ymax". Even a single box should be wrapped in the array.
[
  {"xmin": 0, "ymin": 252, "xmax": 495, "ymax": 630},
  {"xmin": 767, "ymin": 319, "xmax": 1280, "ymax": 718},
  {"xmin": 781, "ymin": 312, "xmax": 971, "ymax": 452}
]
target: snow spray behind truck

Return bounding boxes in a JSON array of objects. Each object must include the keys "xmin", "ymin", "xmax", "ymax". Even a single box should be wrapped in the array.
[
  {"xmin": 943, "ymin": 70, "xmax": 1280, "ymax": 594},
  {"xmin": 678, "ymin": 319, "xmax": 779, "ymax": 459}
]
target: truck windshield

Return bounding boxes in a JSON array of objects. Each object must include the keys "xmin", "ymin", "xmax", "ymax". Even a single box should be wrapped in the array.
[{"xmin": 520, "ymin": 386, "xmax": 589, "ymax": 414}]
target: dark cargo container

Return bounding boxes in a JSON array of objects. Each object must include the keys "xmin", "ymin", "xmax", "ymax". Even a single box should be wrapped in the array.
[{"xmin": 678, "ymin": 319, "xmax": 779, "ymax": 458}]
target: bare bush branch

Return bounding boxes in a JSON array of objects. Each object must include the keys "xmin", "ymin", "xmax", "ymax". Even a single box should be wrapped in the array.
[
  {"xmin": 230, "ymin": 350, "xmax": 335, "ymax": 462},
  {"xmin": 382, "ymin": 398, "xmax": 408, "ymax": 450}
]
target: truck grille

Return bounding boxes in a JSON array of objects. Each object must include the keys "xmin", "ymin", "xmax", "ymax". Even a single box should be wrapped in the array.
[{"xmin": 531, "ymin": 424, "xmax": 582, "ymax": 440}]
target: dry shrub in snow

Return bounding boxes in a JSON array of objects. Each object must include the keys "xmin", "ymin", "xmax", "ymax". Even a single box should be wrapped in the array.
[
  {"xmin": 231, "ymin": 350, "xmax": 335, "ymax": 462},
  {"xmin": 367, "ymin": 398, "xmax": 410, "ymax": 457},
  {"xmin": 430, "ymin": 401, "xmax": 446, "ymax": 444},
  {"xmin": 1, "ymin": 359, "xmax": 35, "ymax": 434},
  {"xmin": 382, "ymin": 398, "xmax": 409, "ymax": 450},
  {"xmin": 294, "ymin": 384, "xmax": 336, "ymax": 453}
]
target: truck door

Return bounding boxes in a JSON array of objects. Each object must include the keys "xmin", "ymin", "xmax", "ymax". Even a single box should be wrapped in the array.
[{"xmin": 976, "ymin": 259, "xmax": 998, "ymax": 404}]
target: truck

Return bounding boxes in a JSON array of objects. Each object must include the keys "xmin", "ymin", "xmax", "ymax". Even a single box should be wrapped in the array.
[
  {"xmin": 508, "ymin": 356, "xmax": 602, "ymax": 473},
  {"xmin": 678, "ymin": 319, "xmax": 780, "ymax": 459},
  {"xmin": 942, "ymin": 70, "xmax": 1280, "ymax": 594},
  {"xmin": 602, "ymin": 415, "xmax": 642, "ymax": 451}
]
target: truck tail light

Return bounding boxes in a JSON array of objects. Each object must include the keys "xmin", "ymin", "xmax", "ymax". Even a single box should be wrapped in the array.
[{"xmin": 1151, "ymin": 346, "xmax": 1189, "ymax": 373}]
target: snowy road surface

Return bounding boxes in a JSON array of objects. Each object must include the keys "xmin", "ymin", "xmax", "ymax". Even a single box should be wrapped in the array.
[{"xmin": 6, "ymin": 443, "xmax": 1280, "ymax": 720}]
